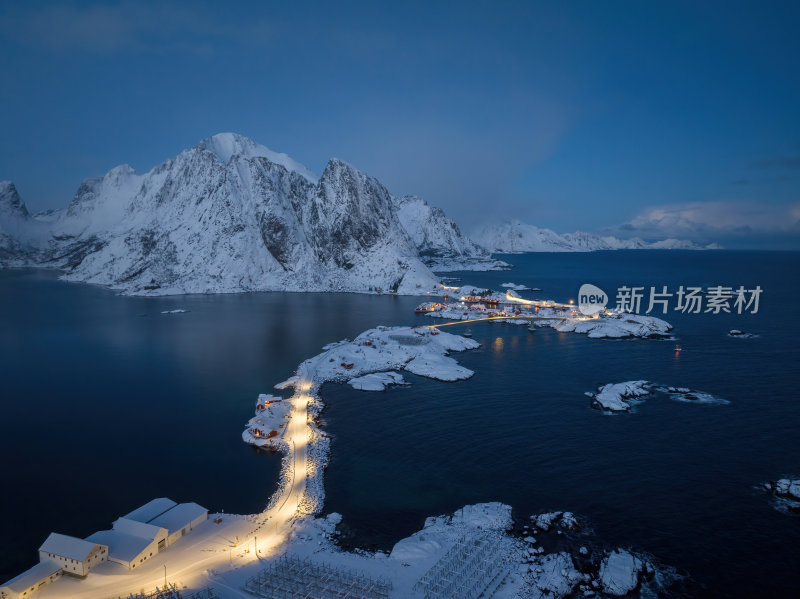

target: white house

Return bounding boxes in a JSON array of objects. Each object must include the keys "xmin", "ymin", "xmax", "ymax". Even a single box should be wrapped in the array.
[
  {"xmin": 85, "ymin": 517, "xmax": 167, "ymax": 571},
  {"xmin": 37, "ymin": 533, "xmax": 107, "ymax": 578},
  {"xmin": 122, "ymin": 497, "xmax": 177, "ymax": 523},
  {"xmin": 147, "ymin": 502, "xmax": 209, "ymax": 546},
  {"xmin": 0, "ymin": 560, "xmax": 62, "ymax": 599}
]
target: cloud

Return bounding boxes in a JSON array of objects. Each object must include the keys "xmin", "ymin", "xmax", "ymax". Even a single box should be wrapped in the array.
[
  {"xmin": 626, "ymin": 201, "xmax": 800, "ymax": 234},
  {"xmin": 0, "ymin": 2, "xmax": 273, "ymax": 55}
]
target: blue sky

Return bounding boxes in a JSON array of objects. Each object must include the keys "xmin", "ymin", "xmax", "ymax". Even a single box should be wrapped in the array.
[{"xmin": 1, "ymin": 1, "xmax": 798, "ymax": 247}]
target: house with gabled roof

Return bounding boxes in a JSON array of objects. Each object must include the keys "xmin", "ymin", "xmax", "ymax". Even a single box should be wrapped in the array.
[{"xmin": 37, "ymin": 533, "xmax": 107, "ymax": 578}]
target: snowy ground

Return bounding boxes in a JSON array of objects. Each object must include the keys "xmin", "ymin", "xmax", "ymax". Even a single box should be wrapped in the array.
[
  {"xmin": 348, "ymin": 371, "xmax": 408, "ymax": 391},
  {"xmin": 209, "ymin": 503, "xmax": 679, "ymax": 599},
  {"xmin": 728, "ymin": 329, "xmax": 759, "ymax": 339},
  {"xmin": 586, "ymin": 381, "xmax": 653, "ymax": 412},
  {"xmin": 587, "ymin": 382, "xmax": 730, "ymax": 412},
  {"xmin": 543, "ymin": 312, "xmax": 673, "ymax": 339}
]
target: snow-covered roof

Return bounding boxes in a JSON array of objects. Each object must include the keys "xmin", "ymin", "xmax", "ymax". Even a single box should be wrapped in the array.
[
  {"xmin": 0, "ymin": 560, "xmax": 61, "ymax": 592},
  {"xmin": 85, "ymin": 529, "xmax": 152, "ymax": 564},
  {"xmin": 123, "ymin": 497, "xmax": 176, "ymax": 523},
  {"xmin": 39, "ymin": 533, "xmax": 101, "ymax": 561},
  {"xmin": 112, "ymin": 518, "xmax": 165, "ymax": 541},
  {"xmin": 149, "ymin": 502, "xmax": 208, "ymax": 534}
]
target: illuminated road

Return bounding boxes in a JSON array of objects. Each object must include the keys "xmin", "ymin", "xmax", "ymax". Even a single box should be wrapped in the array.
[{"xmin": 36, "ymin": 375, "xmax": 315, "ymax": 599}]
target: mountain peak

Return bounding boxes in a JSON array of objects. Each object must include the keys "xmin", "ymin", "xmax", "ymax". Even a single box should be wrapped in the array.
[
  {"xmin": 198, "ymin": 133, "xmax": 318, "ymax": 183},
  {"xmin": 199, "ymin": 132, "xmax": 258, "ymax": 162},
  {"xmin": 322, "ymin": 157, "xmax": 358, "ymax": 174},
  {"xmin": 0, "ymin": 181, "xmax": 30, "ymax": 221},
  {"xmin": 107, "ymin": 164, "xmax": 136, "ymax": 177}
]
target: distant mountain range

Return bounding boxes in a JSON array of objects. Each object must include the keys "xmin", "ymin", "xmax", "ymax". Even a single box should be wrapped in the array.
[
  {"xmin": 0, "ymin": 133, "xmax": 497, "ymax": 295},
  {"xmin": 471, "ymin": 219, "xmax": 720, "ymax": 253}
]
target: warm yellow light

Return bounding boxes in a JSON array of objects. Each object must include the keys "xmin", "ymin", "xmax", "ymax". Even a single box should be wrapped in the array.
[{"xmin": 504, "ymin": 291, "xmax": 536, "ymax": 305}]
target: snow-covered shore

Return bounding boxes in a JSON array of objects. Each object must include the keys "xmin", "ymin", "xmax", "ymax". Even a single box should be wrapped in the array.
[
  {"xmin": 587, "ymin": 381, "xmax": 730, "ymax": 412},
  {"xmin": 501, "ymin": 282, "xmax": 535, "ymax": 291},
  {"xmin": 728, "ymin": 329, "xmax": 758, "ymax": 339},
  {"xmin": 587, "ymin": 381, "xmax": 653, "ymax": 412},
  {"xmin": 348, "ymin": 371, "xmax": 407, "ymax": 391},
  {"xmin": 210, "ymin": 500, "xmax": 678, "ymax": 599},
  {"xmin": 761, "ymin": 478, "xmax": 800, "ymax": 514},
  {"xmin": 541, "ymin": 312, "xmax": 673, "ymax": 339},
  {"xmin": 220, "ymin": 502, "xmax": 680, "ymax": 599}
]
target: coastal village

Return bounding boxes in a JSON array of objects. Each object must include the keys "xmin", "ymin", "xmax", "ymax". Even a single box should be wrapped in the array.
[
  {"xmin": 415, "ymin": 285, "xmax": 673, "ymax": 340},
  {"xmin": 415, "ymin": 286, "xmax": 583, "ymax": 320},
  {"xmin": 2, "ymin": 281, "xmax": 681, "ymax": 599}
]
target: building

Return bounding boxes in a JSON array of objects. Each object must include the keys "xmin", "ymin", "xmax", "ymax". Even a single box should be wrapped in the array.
[
  {"xmin": 112, "ymin": 517, "xmax": 168, "ymax": 549},
  {"xmin": 123, "ymin": 499, "xmax": 209, "ymax": 547},
  {"xmin": 37, "ymin": 533, "xmax": 107, "ymax": 578},
  {"xmin": 85, "ymin": 518, "xmax": 167, "ymax": 571},
  {"xmin": 0, "ymin": 560, "xmax": 62, "ymax": 599},
  {"xmin": 146, "ymin": 502, "xmax": 208, "ymax": 546},
  {"xmin": 1, "ymin": 498, "xmax": 208, "ymax": 597},
  {"xmin": 122, "ymin": 497, "xmax": 177, "ymax": 523}
]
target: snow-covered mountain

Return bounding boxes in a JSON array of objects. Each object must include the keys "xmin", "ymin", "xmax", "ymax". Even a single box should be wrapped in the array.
[
  {"xmin": 0, "ymin": 181, "xmax": 54, "ymax": 265},
  {"xmin": 2, "ymin": 133, "xmax": 478, "ymax": 295},
  {"xmin": 472, "ymin": 219, "xmax": 718, "ymax": 253},
  {"xmin": 393, "ymin": 195, "xmax": 508, "ymax": 271}
]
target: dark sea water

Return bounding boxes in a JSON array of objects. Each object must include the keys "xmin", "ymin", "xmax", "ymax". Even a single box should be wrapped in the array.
[
  {"xmin": 321, "ymin": 251, "xmax": 800, "ymax": 598},
  {"xmin": 1, "ymin": 251, "xmax": 798, "ymax": 598},
  {"xmin": 0, "ymin": 270, "xmax": 422, "ymax": 581}
]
